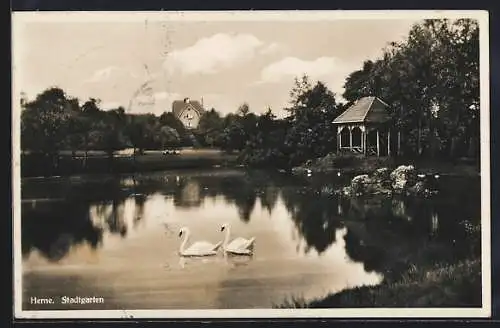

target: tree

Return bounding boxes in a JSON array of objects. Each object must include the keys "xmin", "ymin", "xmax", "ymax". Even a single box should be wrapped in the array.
[
  {"xmin": 155, "ymin": 125, "xmax": 181, "ymax": 149},
  {"xmin": 64, "ymin": 112, "xmax": 86, "ymax": 159},
  {"xmin": 237, "ymin": 103, "xmax": 250, "ymax": 117},
  {"xmin": 220, "ymin": 119, "xmax": 246, "ymax": 152},
  {"xmin": 237, "ymin": 76, "xmax": 341, "ymax": 168},
  {"xmin": 159, "ymin": 112, "xmax": 185, "ymax": 132},
  {"xmin": 342, "ymin": 60, "xmax": 375, "ymax": 102},
  {"xmin": 426, "ymin": 19, "xmax": 479, "ymax": 158},
  {"xmin": 283, "ymin": 76, "xmax": 341, "ymax": 165},
  {"xmin": 21, "ymin": 87, "xmax": 76, "ymax": 160},
  {"xmin": 288, "ymin": 74, "xmax": 313, "ymax": 110},
  {"xmin": 159, "ymin": 111, "xmax": 187, "ymax": 146},
  {"xmin": 81, "ymin": 98, "xmax": 101, "ymax": 115},
  {"xmin": 124, "ymin": 117, "xmax": 147, "ymax": 154},
  {"xmin": 197, "ymin": 108, "xmax": 224, "ymax": 147},
  {"xmin": 341, "ymin": 18, "xmax": 479, "ymax": 159},
  {"xmin": 240, "ymin": 107, "xmax": 289, "ymax": 167}
]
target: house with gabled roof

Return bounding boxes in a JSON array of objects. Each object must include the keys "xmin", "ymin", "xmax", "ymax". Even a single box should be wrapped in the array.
[
  {"xmin": 172, "ymin": 97, "xmax": 205, "ymax": 129},
  {"xmin": 332, "ymin": 96, "xmax": 400, "ymax": 156}
]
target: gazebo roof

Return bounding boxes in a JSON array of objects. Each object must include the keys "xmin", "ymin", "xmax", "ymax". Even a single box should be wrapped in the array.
[{"xmin": 333, "ymin": 96, "xmax": 390, "ymax": 124}]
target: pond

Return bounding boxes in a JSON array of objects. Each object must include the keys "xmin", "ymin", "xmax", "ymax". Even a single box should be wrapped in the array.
[{"xmin": 20, "ymin": 169, "xmax": 481, "ymax": 310}]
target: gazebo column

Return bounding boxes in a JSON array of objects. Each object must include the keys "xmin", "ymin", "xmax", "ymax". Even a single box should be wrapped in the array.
[
  {"xmin": 376, "ymin": 129, "xmax": 380, "ymax": 157},
  {"xmin": 387, "ymin": 128, "xmax": 391, "ymax": 156},
  {"xmin": 397, "ymin": 130, "xmax": 401, "ymax": 156},
  {"xmin": 337, "ymin": 126, "xmax": 342, "ymax": 153},
  {"xmin": 349, "ymin": 126, "xmax": 353, "ymax": 151},
  {"xmin": 362, "ymin": 126, "xmax": 367, "ymax": 156},
  {"xmin": 364, "ymin": 131, "xmax": 367, "ymax": 156}
]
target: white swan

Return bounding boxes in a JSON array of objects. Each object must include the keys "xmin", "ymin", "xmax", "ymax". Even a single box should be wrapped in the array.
[
  {"xmin": 178, "ymin": 227, "xmax": 222, "ymax": 257},
  {"xmin": 220, "ymin": 223, "xmax": 255, "ymax": 255}
]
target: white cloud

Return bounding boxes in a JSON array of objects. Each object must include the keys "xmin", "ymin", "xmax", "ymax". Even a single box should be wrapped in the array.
[
  {"xmin": 255, "ymin": 56, "xmax": 360, "ymax": 99},
  {"xmin": 153, "ymin": 91, "xmax": 169, "ymax": 100},
  {"xmin": 83, "ymin": 66, "xmax": 120, "ymax": 83},
  {"xmin": 83, "ymin": 66, "xmax": 140, "ymax": 84},
  {"xmin": 153, "ymin": 91, "xmax": 180, "ymax": 102},
  {"xmin": 259, "ymin": 42, "xmax": 284, "ymax": 55},
  {"xmin": 258, "ymin": 57, "xmax": 340, "ymax": 84},
  {"xmin": 163, "ymin": 33, "xmax": 265, "ymax": 75}
]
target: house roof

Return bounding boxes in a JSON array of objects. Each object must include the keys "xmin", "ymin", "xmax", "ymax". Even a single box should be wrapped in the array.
[
  {"xmin": 172, "ymin": 99, "xmax": 205, "ymax": 118},
  {"xmin": 332, "ymin": 96, "xmax": 390, "ymax": 124}
]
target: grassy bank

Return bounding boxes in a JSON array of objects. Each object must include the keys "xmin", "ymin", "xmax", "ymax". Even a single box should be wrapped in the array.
[
  {"xmin": 277, "ymin": 258, "xmax": 481, "ymax": 308},
  {"xmin": 21, "ymin": 148, "xmax": 240, "ymax": 177}
]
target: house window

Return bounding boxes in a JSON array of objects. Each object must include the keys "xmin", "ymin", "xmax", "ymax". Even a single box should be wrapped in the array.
[{"xmin": 183, "ymin": 108, "xmax": 196, "ymax": 128}]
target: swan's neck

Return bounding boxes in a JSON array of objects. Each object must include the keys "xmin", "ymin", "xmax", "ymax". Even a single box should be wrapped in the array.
[
  {"xmin": 223, "ymin": 228, "xmax": 231, "ymax": 247},
  {"xmin": 180, "ymin": 231, "xmax": 190, "ymax": 254}
]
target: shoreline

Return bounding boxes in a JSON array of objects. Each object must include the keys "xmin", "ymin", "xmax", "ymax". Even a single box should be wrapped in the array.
[
  {"xmin": 20, "ymin": 149, "xmax": 240, "ymax": 178},
  {"xmin": 290, "ymin": 154, "xmax": 480, "ymax": 178},
  {"xmin": 277, "ymin": 258, "xmax": 481, "ymax": 308},
  {"xmin": 20, "ymin": 149, "xmax": 480, "ymax": 180}
]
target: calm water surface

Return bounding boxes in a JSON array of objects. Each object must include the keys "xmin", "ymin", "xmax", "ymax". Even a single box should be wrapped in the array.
[{"xmin": 20, "ymin": 169, "xmax": 480, "ymax": 309}]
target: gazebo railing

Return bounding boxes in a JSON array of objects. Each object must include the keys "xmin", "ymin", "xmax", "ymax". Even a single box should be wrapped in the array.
[
  {"xmin": 338, "ymin": 146, "xmax": 378, "ymax": 155},
  {"xmin": 366, "ymin": 147, "xmax": 377, "ymax": 156},
  {"xmin": 339, "ymin": 146, "xmax": 363, "ymax": 154}
]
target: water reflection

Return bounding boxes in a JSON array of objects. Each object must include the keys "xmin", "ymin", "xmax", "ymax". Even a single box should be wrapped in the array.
[
  {"xmin": 21, "ymin": 170, "xmax": 480, "ymax": 309},
  {"xmin": 89, "ymin": 195, "xmax": 147, "ymax": 238},
  {"xmin": 281, "ymin": 186, "xmax": 343, "ymax": 254},
  {"xmin": 21, "ymin": 201, "xmax": 102, "ymax": 262},
  {"xmin": 22, "ymin": 171, "xmax": 480, "ymax": 264}
]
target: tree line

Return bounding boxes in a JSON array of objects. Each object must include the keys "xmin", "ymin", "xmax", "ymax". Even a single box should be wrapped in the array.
[
  {"xmin": 20, "ymin": 18, "xmax": 480, "ymax": 170},
  {"xmin": 21, "ymin": 90, "xmax": 186, "ymax": 158},
  {"xmin": 238, "ymin": 18, "xmax": 480, "ymax": 165},
  {"xmin": 343, "ymin": 19, "xmax": 479, "ymax": 158}
]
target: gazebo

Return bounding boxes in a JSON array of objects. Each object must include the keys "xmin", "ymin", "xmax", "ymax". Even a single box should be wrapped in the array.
[{"xmin": 332, "ymin": 96, "xmax": 399, "ymax": 156}]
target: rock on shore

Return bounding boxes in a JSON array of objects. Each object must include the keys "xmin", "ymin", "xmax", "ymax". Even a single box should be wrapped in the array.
[{"xmin": 340, "ymin": 165, "xmax": 438, "ymax": 197}]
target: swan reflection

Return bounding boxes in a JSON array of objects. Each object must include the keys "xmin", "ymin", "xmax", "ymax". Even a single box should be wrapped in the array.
[
  {"xmin": 222, "ymin": 251, "xmax": 254, "ymax": 269},
  {"xmin": 178, "ymin": 254, "xmax": 224, "ymax": 269}
]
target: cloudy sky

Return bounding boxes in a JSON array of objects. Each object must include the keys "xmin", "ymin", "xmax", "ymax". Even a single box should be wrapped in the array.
[{"xmin": 13, "ymin": 13, "xmax": 421, "ymax": 118}]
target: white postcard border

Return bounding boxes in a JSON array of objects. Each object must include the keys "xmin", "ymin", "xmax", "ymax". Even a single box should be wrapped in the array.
[{"xmin": 11, "ymin": 9, "xmax": 491, "ymax": 319}]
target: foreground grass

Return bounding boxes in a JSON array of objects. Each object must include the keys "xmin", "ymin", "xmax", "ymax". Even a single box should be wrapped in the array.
[{"xmin": 276, "ymin": 258, "xmax": 481, "ymax": 308}]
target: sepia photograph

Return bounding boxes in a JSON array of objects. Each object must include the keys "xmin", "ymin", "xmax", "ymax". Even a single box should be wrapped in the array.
[{"xmin": 12, "ymin": 10, "xmax": 490, "ymax": 319}]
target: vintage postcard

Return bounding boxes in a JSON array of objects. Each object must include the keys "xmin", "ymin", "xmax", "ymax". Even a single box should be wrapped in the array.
[{"xmin": 12, "ymin": 10, "xmax": 491, "ymax": 319}]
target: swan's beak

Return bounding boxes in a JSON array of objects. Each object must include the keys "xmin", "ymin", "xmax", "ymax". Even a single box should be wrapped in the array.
[
  {"xmin": 178, "ymin": 231, "xmax": 183, "ymax": 237},
  {"xmin": 220, "ymin": 227, "xmax": 225, "ymax": 232}
]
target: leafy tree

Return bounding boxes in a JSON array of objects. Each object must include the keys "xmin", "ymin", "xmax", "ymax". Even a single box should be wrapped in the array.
[
  {"xmin": 155, "ymin": 125, "xmax": 181, "ymax": 149},
  {"xmin": 240, "ymin": 108, "xmax": 289, "ymax": 167},
  {"xmin": 21, "ymin": 87, "xmax": 76, "ymax": 159},
  {"xmin": 81, "ymin": 98, "xmax": 101, "ymax": 116},
  {"xmin": 283, "ymin": 76, "xmax": 341, "ymax": 165},
  {"xmin": 220, "ymin": 117, "xmax": 246, "ymax": 152},
  {"xmin": 237, "ymin": 103, "xmax": 250, "ymax": 117},
  {"xmin": 123, "ymin": 117, "xmax": 147, "ymax": 154},
  {"xmin": 159, "ymin": 111, "xmax": 187, "ymax": 146},
  {"xmin": 197, "ymin": 108, "xmax": 224, "ymax": 147},
  {"xmin": 159, "ymin": 112, "xmax": 185, "ymax": 132},
  {"xmin": 342, "ymin": 18, "xmax": 479, "ymax": 160}
]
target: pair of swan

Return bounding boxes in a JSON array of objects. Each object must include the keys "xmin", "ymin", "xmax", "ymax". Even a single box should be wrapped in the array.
[{"xmin": 178, "ymin": 224, "xmax": 255, "ymax": 257}]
